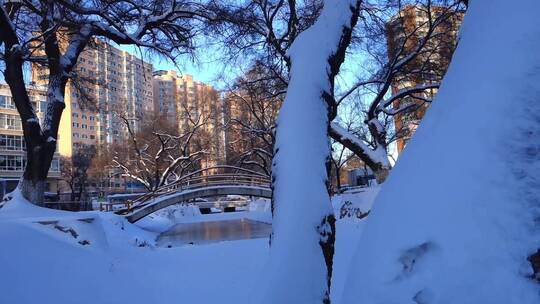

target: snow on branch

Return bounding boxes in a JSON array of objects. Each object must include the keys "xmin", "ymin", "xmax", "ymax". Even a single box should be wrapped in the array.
[
  {"xmin": 112, "ymin": 110, "xmax": 209, "ymax": 192},
  {"xmin": 378, "ymin": 83, "xmax": 439, "ymax": 111},
  {"xmin": 330, "ymin": 122, "xmax": 389, "ymax": 168}
]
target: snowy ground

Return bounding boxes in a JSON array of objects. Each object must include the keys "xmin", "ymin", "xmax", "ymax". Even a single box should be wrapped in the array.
[{"xmin": 0, "ymin": 188, "xmax": 378, "ymax": 304}]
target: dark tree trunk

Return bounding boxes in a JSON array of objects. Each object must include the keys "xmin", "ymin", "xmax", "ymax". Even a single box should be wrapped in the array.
[
  {"xmin": 335, "ymin": 163, "xmax": 342, "ymax": 193},
  {"xmin": 18, "ymin": 80, "xmax": 66, "ymax": 205},
  {"xmin": 1, "ymin": 5, "xmax": 68, "ymax": 204},
  {"xmin": 2, "ymin": 43, "xmax": 58, "ymax": 205}
]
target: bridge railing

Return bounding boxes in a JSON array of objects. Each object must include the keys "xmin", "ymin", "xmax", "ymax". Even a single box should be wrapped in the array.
[{"xmin": 118, "ymin": 173, "xmax": 271, "ymax": 214}]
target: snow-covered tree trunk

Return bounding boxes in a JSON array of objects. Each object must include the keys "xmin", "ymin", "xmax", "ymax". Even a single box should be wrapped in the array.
[
  {"xmin": 261, "ymin": 0, "xmax": 360, "ymax": 303},
  {"xmin": 342, "ymin": 0, "xmax": 540, "ymax": 303}
]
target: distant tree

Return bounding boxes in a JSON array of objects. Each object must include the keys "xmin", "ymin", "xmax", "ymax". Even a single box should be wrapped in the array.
[
  {"xmin": 0, "ymin": 0, "xmax": 209, "ymax": 204},
  {"xmin": 87, "ymin": 145, "xmax": 114, "ymax": 193},
  {"xmin": 60, "ymin": 144, "xmax": 96, "ymax": 207},
  {"xmin": 112, "ymin": 112, "xmax": 207, "ymax": 192},
  {"xmin": 223, "ymin": 62, "xmax": 283, "ymax": 176},
  {"xmin": 330, "ymin": 140, "xmax": 355, "ymax": 193}
]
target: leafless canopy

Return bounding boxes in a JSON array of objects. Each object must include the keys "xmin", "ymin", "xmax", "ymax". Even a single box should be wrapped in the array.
[
  {"xmin": 223, "ymin": 61, "xmax": 283, "ymax": 176},
  {"xmin": 112, "ymin": 111, "xmax": 208, "ymax": 192},
  {"xmin": 332, "ymin": 0, "xmax": 465, "ymax": 178},
  {"xmin": 0, "ymin": 0, "xmax": 210, "ymax": 203},
  {"xmin": 206, "ymin": 0, "xmax": 465, "ymax": 182}
]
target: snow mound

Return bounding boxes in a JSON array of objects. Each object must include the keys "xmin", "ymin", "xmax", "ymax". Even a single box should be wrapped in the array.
[
  {"xmin": 342, "ymin": 1, "xmax": 540, "ymax": 303},
  {"xmin": 332, "ymin": 187, "xmax": 380, "ymax": 220},
  {"xmin": 136, "ymin": 203, "xmax": 202, "ymax": 232},
  {"xmin": 248, "ymin": 198, "xmax": 271, "ymax": 213},
  {"xmin": 0, "ymin": 189, "xmax": 157, "ymax": 248},
  {"xmin": 246, "ymin": 198, "xmax": 272, "ymax": 224}
]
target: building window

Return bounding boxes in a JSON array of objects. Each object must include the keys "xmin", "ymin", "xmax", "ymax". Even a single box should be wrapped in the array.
[
  {"xmin": 0, "ymin": 114, "xmax": 22, "ymax": 130},
  {"xmin": 0, "ymin": 153, "xmax": 58, "ymax": 172},
  {"xmin": 0, "ymin": 95, "xmax": 15, "ymax": 109},
  {"xmin": 0, "ymin": 135, "xmax": 25, "ymax": 151},
  {"xmin": 0, "ymin": 155, "xmax": 25, "ymax": 171},
  {"xmin": 50, "ymin": 158, "xmax": 60, "ymax": 172}
]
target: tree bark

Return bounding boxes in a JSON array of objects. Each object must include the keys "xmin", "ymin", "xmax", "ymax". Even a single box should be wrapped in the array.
[
  {"xmin": 14, "ymin": 74, "xmax": 66, "ymax": 205},
  {"xmin": 0, "ymin": 3, "xmax": 68, "ymax": 204}
]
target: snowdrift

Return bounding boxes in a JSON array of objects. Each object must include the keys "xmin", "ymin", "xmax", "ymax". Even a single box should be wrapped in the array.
[{"xmin": 342, "ymin": 1, "xmax": 540, "ymax": 303}]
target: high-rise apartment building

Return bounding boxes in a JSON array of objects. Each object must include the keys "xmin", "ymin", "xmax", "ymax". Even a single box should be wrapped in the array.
[
  {"xmin": 223, "ymin": 90, "xmax": 279, "ymax": 175},
  {"xmin": 0, "ymin": 84, "xmax": 61, "ymax": 192},
  {"xmin": 32, "ymin": 39, "xmax": 154, "ymax": 192},
  {"xmin": 33, "ymin": 40, "xmax": 154, "ymax": 156},
  {"xmin": 153, "ymin": 70, "xmax": 224, "ymax": 173},
  {"xmin": 386, "ymin": 5, "xmax": 463, "ymax": 153}
]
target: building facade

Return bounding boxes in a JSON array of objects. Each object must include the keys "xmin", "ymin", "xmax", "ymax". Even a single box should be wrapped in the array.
[
  {"xmin": 222, "ymin": 91, "xmax": 279, "ymax": 176},
  {"xmin": 33, "ymin": 40, "xmax": 155, "ymax": 156},
  {"xmin": 0, "ymin": 84, "xmax": 61, "ymax": 192},
  {"xmin": 386, "ymin": 5, "xmax": 463, "ymax": 153},
  {"xmin": 32, "ymin": 39, "xmax": 154, "ymax": 193}
]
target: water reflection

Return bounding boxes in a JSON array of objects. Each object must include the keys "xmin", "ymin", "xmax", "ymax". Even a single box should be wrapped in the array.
[{"xmin": 157, "ymin": 219, "xmax": 272, "ymax": 247}]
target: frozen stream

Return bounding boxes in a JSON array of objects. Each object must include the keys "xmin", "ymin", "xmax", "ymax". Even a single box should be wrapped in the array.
[{"xmin": 157, "ymin": 218, "xmax": 272, "ymax": 247}]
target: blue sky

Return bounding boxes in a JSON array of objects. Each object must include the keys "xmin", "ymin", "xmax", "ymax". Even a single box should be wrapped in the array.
[{"xmin": 119, "ymin": 42, "xmax": 366, "ymax": 94}]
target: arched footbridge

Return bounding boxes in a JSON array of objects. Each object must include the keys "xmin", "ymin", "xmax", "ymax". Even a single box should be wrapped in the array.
[{"xmin": 114, "ymin": 167, "xmax": 272, "ymax": 223}]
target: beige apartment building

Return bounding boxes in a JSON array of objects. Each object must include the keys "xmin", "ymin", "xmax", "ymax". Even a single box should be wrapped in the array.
[
  {"xmin": 0, "ymin": 84, "xmax": 61, "ymax": 193},
  {"xmin": 386, "ymin": 5, "xmax": 463, "ymax": 153},
  {"xmin": 153, "ymin": 70, "xmax": 225, "ymax": 173},
  {"xmin": 222, "ymin": 90, "xmax": 280, "ymax": 176},
  {"xmin": 33, "ymin": 39, "xmax": 154, "ymax": 192}
]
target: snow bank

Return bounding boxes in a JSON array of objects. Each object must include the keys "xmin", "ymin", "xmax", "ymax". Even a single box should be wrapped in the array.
[
  {"xmin": 332, "ymin": 187, "xmax": 380, "ymax": 220},
  {"xmin": 246, "ymin": 198, "xmax": 272, "ymax": 224},
  {"xmin": 0, "ymin": 189, "xmax": 157, "ymax": 248},
  {"xmin": 0, "ymin": 188, "xmax": 379, "ymax": 304},
  {"xmin": 136, "ymin": 203, "xmax": 202, "ymax": 232},
  {"xmin": 0, "ymin": 220, "xmax": 268, "ymax": 304},
  {"xmin": 0, "ymin": 192, "xmax": 268, "ymax": 304},
  {"xmin": 248, "ymin": 198, "xmax": 271, "ymax": 213},
  {"xmin": 342, "ymin": 1, "xmax": 540, "ymax": 303},
  {"xmin": 331, "ymin": 187, "xmax": 380, "ymax": 304}
]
